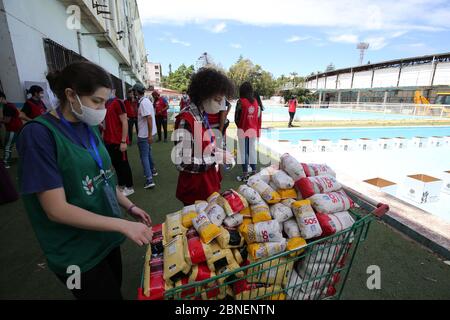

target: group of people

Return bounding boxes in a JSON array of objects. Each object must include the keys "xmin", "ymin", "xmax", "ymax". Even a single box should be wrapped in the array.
[{"xmin": 1, "ymin": 60, "xmax": 266, "ymax": 300}]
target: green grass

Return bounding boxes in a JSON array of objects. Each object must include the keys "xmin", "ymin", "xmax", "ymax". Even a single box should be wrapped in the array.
[{"xmin": 1, "ymin": 134, "xmax": 449, "ymax": 300}]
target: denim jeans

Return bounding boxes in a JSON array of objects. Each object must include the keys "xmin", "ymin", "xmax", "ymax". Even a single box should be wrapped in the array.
[
  {"xmin": 238, "ymin": 136, "xmax": 257, "ymax": 174},
  {"xmin": 137, "ymin": 137, "xmax": 155, "ymax": 182}
]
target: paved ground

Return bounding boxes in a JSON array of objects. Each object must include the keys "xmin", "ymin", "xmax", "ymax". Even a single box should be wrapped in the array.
[{"xmin": 1, "ymin": 135, "xmax": 449, "ymax": 300}]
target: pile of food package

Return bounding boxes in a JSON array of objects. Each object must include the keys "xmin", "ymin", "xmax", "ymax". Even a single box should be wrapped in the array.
[{"xmin": 141, "ymin": 153, "xmax": 358, "ymax": 300}]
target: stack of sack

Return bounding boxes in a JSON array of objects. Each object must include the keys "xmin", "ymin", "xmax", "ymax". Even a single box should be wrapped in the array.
[{"xmin": 142, "ymin": 153, "xmax": 358, "ymax": 300}]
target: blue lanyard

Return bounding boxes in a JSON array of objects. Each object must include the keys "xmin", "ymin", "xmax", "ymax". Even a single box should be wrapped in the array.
[
  {"xmin": 202, "ymin": 112, "xmax": 216, "ymax": 145},
  {"xmin": 56, "ymin": 109, "xmax": 106, "ymax": 176}
]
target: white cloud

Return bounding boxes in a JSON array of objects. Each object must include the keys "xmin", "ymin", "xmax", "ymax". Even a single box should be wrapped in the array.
[
  {"xmin": 329, "ymin": 34, "xmax": 359, "ymax": 44},
  {"xmin": 364, "ymin": 37, "xmax": 388, "ymax": 50},
  {"xmin": 286, "ymin": 35, "xmax": 311, "ymax": 43},
  {"xmin": 136, "ymin": 0, "xmax": 450, "ymax": 31},
  {"xmin": 208, "ymin": 22, "xmax": 227, "ymax": 33},
  {"xmin": 230, "ymin": 43, "xmax": 242, "ymax": 49},
  {"xmin": 170, "ymin": 38, "xmax": 191, "ymax": 47}
]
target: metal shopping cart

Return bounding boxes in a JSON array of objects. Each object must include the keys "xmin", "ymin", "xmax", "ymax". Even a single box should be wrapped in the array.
[{"xmin": 138, "ymin": 186, "xmax": 389, "ymax": 301}]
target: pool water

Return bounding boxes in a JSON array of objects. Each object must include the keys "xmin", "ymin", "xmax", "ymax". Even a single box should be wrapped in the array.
[{"xmin": 263, "ymin": 126, "xmax": 450, "ymax": 143}]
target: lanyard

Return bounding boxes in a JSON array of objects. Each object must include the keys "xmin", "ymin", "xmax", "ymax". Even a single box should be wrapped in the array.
[
  {"xmin": 201, "ymin": 112, "xmax": 216, "ymax": 146},
  {"xmin": 56, "ymin": 109, "xmax": 106, "ymax": 178}
]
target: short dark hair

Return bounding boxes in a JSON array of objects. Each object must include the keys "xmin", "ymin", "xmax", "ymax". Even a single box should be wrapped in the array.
[
  {"xmin": 239, "ymin": 81, "xmax": 255, "ymax": 103},
  {"xmin": 188, "ymin": 68, "xmax": 234, "ymax": 106},
  {"xmin": 0, "ymin": 91, "xmax": 6, "ymax": 99},
  {"xmin": 28, "ymin": 85, "xmax": 44, "ymax": 96},
  {"xmin": 46, "ymin": 61, "xmax": 113, "ymax": 104}
]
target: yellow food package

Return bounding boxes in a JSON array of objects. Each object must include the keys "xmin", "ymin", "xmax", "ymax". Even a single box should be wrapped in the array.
[
  {"xmin": 216, "ymin": 227, "xmax": 245, "ymax": 249},
  {"xmin": 207, "ymin": 192, "xmax": 221, "ymax": 204},
  {"xmin": 247, "ymin": 240, "xmax": 287, "ymax": 260},
  {"xmin": 278, "ymin": 188, "xmax": 297, "ymax": 200},
  {"xmin": 247, "ymin": 257, "xmax": 294, "ymax": 287},
  {"xmin": 163, "ymin": 235, "xmax": 192, "ymax": 284},
  {"xmin": 192, "ymin": 212, "xmax": 222, "ymax": 244},
  {"xmin": 216, "ymin": 257, "xmax": 245, "ymax": 278},
  {"xmin": 249, "ymin": 180, "xmax": 281, "ymax": 204},
  {"xmin": 232, "ymin": 247, "xmax": 248, "ymax": 265},
  {"xmin": 181, "ymin": 205, "xmax": 198, "ymax": 229},
  {"xmin": 286, "ymin": 237, "xmax": 307, "ymax": 257},
  {"xmin": 251, "ymin": 203, "xmax": 272, "ymax": 224},
  {"xmin": 234, "ymin": 283, "xmax": 285, "ymax": 300},
  {"xmin": 238, "ymin": 218, "xmax": 253, "ymax": 233},
  {"xmin": 205, "ymin": 241, "xmax": 234, "ymax": 272},
  {"xmin": 163, "ymin": 211, "xmax": 186, "ymax": 243},
  {"xmin": 240, "ymin": 206, "xmax": 252, "ymax": 218}
]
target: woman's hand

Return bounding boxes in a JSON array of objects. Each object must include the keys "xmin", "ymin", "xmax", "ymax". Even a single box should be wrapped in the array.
[
  {"xmin": 121, "ymin": 220, "xmax": 153, "ymax": 247},
  {"xmin": 129, "ymin": 206, "xmax": 152, "ymax": 227}
]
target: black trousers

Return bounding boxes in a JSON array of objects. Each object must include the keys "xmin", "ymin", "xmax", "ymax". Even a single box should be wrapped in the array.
[
  {"xmin": 289, "ymin": 112, "xmax": 296, "ymax": 125},
  {"xmin": 56, "ymin": 247, "xmax": 123, "ymax": 300},
  {"xmin": 128, "ymin": 118, "xmax": 138, "ymax": 145},
  {"xmin": 155, "ymin": 115, "xmax": 168, "ymax": 141},
  {"xmin": 106, "ymin": 144, "xmax": 134, "ymax": 188}
]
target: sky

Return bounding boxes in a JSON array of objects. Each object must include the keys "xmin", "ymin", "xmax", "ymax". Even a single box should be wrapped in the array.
[{"xmin": 136, "ymin": 0, "xmax": 450, "ymax": 78}]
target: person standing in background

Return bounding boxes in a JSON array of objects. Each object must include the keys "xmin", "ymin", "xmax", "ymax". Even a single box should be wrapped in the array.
[
  {"xmin": 152, "ymin": 91, "xmax": 169, "ymax": 143},
  {"xmin": 1, "ymin": 91, "xmax": 23, "ymax": 168},
  {"xmin": 20, "ymin": 85, "xmax": 48, "ymax": 122},
  {"xmin": 179, "ymin": 90, "xmax": 190, "ymax": 111},
  {"xmin": 134, "ymin": 83, "xmax": 158, "ymax": 189},
  {"xmin": 124, "ymin": 89, "xmax": 139, "ymax": 145},
  {"xmin": 103, "ymin": 90, "xmax": 135, "ymax": 197},
  {"xmin": 288, "ymin": 96, "xmax": 298, "ymax": 128}
]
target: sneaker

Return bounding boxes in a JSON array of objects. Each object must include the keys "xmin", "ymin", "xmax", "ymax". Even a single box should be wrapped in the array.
[
  {"xmin": 122, "ymin": 187, "xmax": 135, "ymax": 197},
  {"xmin": 144, "ymin": 181, "xmax": 156, "ymax": 189},
  {"xmin": 236, "ymin": 174, "xmax": 249, "ymax": 183},
  {"xmin": 4, "ymin": 164, "xmax": 11, "ymax": 169},
  {"xmin": 152, "ymin": 170, "xmax": 159, "ymax": 177}
]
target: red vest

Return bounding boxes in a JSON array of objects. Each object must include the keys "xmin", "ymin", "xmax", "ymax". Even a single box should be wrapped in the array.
[
  {"xmin": 289, "ymin": 99, "xmax": 297, "ymax": 113},
  {"xmin": 155, "ymin": 98, "xmax": 168, "ymax": 118},
  {"xmin": 26, "ymin": 99, "xmax": 46, "ymax": 119},
  {"xmin": 124, "ymin": 99, "xmax": 138, "ymax": 118},
  {"xmin": 104, "ymin": 98, "xmax": 127, "ymax": 145},
  {"xmin": 174, "ymin": 110, "xmax": 222, "ymax": 205},
  {"xmin": 238, "ymin": 98, "xmax": 260, "ymax": 138},
  {"xmin": 4, "ymin": 103, "xmax": 23, "ymax": 132}
]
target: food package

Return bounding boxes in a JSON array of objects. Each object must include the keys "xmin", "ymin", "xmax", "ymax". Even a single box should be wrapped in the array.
[
  {"xmin": 238, "ymin": 217, "xmax": 253, "ymax": 234},
  {"xmin": 232, "ymin": 246, "xmax": 249, "ymax": 265},
  {"xmin": 301, "ymin": 163, "xmax": 336, "ymax": 177},
  {"xmin": 221, "ymin": 189, "xmax": 249, "ymax": 216},
  {"xmin": 283, "ymin": 218, "xmax": 301, "ymax": 239},
  {"xmin": 241, "ymin": 220, "xmax": 284, "ymax": 244},
  {"xmin": 240, "ymin": 206, "xmax": 252, "ymax": 218},
  {"xmin": 270, "ymin": 203, "xmax": 293, "ymax": 223},
  {"xmin": 278, "ymin": 188, "xmax": 298, "ymax": 200},
  {"xmin": 216, "ymin": 227, "xmax": 245, "ymax": 249},
  {"xmin": 150, "ymin": 224, "xmax": 164, "ymax": 255},
  {"xmin": 316, "ymin": 211, "xmax": 355, "ymax": 237},
  {"xmin": 185, "ymin": 227, "xmax": 199, "ymax": 239},
  {"xmin": 295, "ymin": 175, "xmax": 342, "ymax": 199},
  {"xmin": 205, "ymin": 241, "xmax": 235, "ymax": 272},
  {"xmin": 296, "ymin": 261, "xmax": 333, "ymax": 292},
  {"xmin": 222, "ymin": 213, "xmax": 243, "ymax": 228},
  {"xmin": 192, "ymin": 211, "xmax": 222, "ymax": 244},
  {"xmin": 286, "ymin": 237, "xmax": 307, "ymax": 257},
  {"xmin": 281, "ymin": 198, "xmax": 296, "ymax": 208},
  {"xmin": 143, "ymin": 246, "xmax": 173, "ymax": 300},
  {"xmin": 272, "ymin": 170, "xmax": 295, "ymax": 189},
  {"xmin": 247, "ymin": 240, "xmax": 287, "ymax": 260},
  {"xmin": 238, "ymin": 185, "xmax": 264, "ymax": 205},
  {"xmin": 309, "ymin": 190, "xmax": 354, "ymax": 214},
  {"xmin": 247, "ymin": 257, "xmax": 294, "ymax": 287},
  {"xmin": 216, "ymin": 256, "xmax": 245, "ymax": 278},
  {"xmin": 292, "ymin": 200, "xmax": 323, "ymax": 239},
  {"xmin": 181, "ymin": 205, "xmax": 198, "ymax": 229},
  {"xmin": 206, "ymin": 203, "xmax": 226, "ymax": 226},
  {"xmin": 280, "ymin": 153, "xmax": 307, "ymax": 181},
  {"xmin": 248, "ymin": 179, "xmax": 281, "ymax": 204},
  {"xmin": 233, "ymin": 280, "xmax": 285, "ymax": 300},
  {"xmin": 163, "ymin": 211, "xmax": 186, "ymax": 243},
  {"xmin": 247, "ymin": 166, "xmax": 278, "ymax": 185},
  {"xmin": 195, "ymin": 201, "xmax": 209, "ymax": 212},
  {"xmin": 163, "ymin": 235, "xmax": 191, "ymax": 284},
  {"xmin": 186, "ymin": 236, "xmax": 212, "ymax": 265},
  {"xmin": 207, "ymin": 192, "xmax": 221, "ymax": 204},
  {"xmin": 250, "ymin": 202, "xmax": 272, "ymax": 224},
  {"xmin": 269, "ymin": 181, "xmax": 278, "ymax": 193}
]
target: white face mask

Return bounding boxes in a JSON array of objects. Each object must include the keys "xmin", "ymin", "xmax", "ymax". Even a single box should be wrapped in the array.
[
  {"xmin": 71, "ymin": 95, "xmax": 107, "ymax": 126},
  {"xmin": 203, "ymin": 98, "xmax": 222, "ymax": 114}
]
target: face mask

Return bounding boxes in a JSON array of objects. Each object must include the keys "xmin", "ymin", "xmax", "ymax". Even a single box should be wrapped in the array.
[
  {"xmin": 71, "ymin": 95, "xmax": 107, "ymax": 126},
  {"xmin": 203, "ymin": 98, "xmax": 222, "ymax": 114}
]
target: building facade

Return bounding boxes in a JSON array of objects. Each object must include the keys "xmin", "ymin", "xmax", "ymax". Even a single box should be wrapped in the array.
[
  {"xmin": 304, "ymin": 53, "xmax": 450, "ymax": 104},
  {"xmin": 146, "ymin": 62, "xmax": 163, "ymax": 89},
  {"xmin": 0, "ymin": 0, "xmax": 149, "ymax": 105}
]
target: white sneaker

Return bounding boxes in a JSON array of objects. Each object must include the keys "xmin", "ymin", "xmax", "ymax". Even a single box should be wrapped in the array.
[{"xmin": 122, "ymin": 187, "xmax": 135, "ymax": 197}]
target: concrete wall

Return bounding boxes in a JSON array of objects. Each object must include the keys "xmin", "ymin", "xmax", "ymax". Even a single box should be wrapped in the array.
[
  {"xmin": 325, "ymin": 75, "xmax": 337, "ymax": 89},
  {"xmin": 399, "ymin": 64, "xmax": 433, "ymax": 87},
  {"xmin": 434, "ymin": 62, "xmax": 450, "ymax": 86},
  {"xmin": 372, "ymin": 67, "xmax": 400, "ymax": 88},
  {"xmin": 352, "ymin": 70, "xmax": 373, "ymax": 89},
  {"xmin": 337, "ymin": 73, "xmax": 352, "ymax": 89}
]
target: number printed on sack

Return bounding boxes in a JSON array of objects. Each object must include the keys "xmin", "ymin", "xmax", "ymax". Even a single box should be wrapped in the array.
[
  {"xmin": 261, "ymin": 230, "xmax": 270, "ymax": 241},
  {"xmin": 304, "ymin": 217, "xmax": 318, "ymax": 225}
]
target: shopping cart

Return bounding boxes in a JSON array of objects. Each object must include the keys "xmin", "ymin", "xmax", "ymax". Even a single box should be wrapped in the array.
[{"xmin": 138, "ymin": 186, "xmax": 389, "ymax": 300}]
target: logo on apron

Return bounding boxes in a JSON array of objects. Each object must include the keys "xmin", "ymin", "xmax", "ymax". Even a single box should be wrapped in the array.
[{"xmin": 82, "ymin": 176, "xmax": 95, "ymax": 196}]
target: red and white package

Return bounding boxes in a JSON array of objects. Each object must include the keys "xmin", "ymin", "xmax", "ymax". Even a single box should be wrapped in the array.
[
  {"xmin": 280, "ymin": 153, "xmax": 307, "ymax": 181},
  {"xmin": 295, "ymin": 175, "xmax": 342, "ymax": 199},
  {"xmin": 316, "ymin": 211, "xmax": 355, "ymax": 237},
  {"xmin": 309, "ymin": 190, "xmax": 354, "ymax": 214},
  {"xmin": 221, "ymin": 189, "xmax": 249, "ymax": 216},
  {"xmin": 301, "ymin": 163, "xmax": 336, "ymax": 177},
  {"xmin": 187, "ymin": 236, "xmax": 207, "ymax": 264},
  {"xmin": 147, "ymin": 255, "xmax": 169, "ymax": 300}
]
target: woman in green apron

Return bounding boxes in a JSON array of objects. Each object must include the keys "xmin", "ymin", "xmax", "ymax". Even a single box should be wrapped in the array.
[{"xmin": 17, "ymin": 61, "xmax": 153, "ymax": 300}]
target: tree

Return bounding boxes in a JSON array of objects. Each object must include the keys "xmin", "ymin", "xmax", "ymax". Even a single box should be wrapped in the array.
[{"xmin": 163, "ymin": 64, "xmax": 195, "ymax": 92}]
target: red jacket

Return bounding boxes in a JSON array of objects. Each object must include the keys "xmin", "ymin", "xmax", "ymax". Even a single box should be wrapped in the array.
[
  {"xmin": 124, "ymin": 99, "xmax": 138, "ymax": 118},
  {"xmin": 238, "ymin": 98, "xmax": 260, "ymax": 138},
  {"xmin": 155, "ymin": 98, "xmax": 168, "ymax": 118},
  {"xmin": 103, "ymin": 98, "xmax": 128, "ymax": 145},
  {"xmin": 3, "ymin": 103, "xmax": 23, "ymax": 132}
]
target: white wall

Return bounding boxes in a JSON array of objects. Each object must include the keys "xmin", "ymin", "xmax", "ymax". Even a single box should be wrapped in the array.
[
  {"xmin": 399, "ymin": 64, "xmax": 433, "ymax": 87},
  {"xmin": 317, "ymin": 77, "xmax": 326, "ymax": 89},
  {"xmin": 337, "ymin": 73, "xmax": 352, "ymax": 89},
  {"xmin": 433, "ymin": 62, "xmax": 450, "ymax": 86},
  {"xmin": 372, "ymin": 68, "xmax": 400, "ymax": 88},
  {"xmin": 352, "ymin": 71, "xmax": 373, "ymax": 89},
  {"xmin": 325, "ymin": 75, "xmax": 337, "ymax": 89}
]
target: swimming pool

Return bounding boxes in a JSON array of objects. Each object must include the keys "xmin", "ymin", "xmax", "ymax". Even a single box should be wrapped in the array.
[{"xmin": 262, "ymin": 126, "xmax": 450, "ymax": 143}]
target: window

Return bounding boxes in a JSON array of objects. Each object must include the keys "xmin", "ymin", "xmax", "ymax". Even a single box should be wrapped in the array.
[
  {"xmin": 155, "ymin": 65, "xmax": 159, "ymax": 70},
  {"xmin": 155, "ymin": 72, "xmax": 160, "ymax": 76}
]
